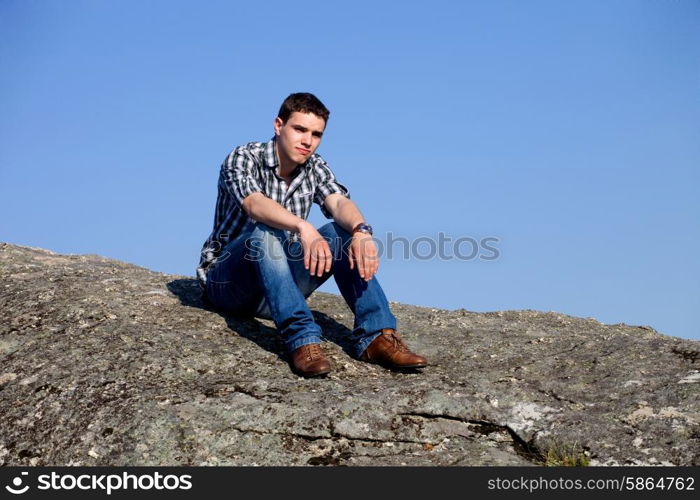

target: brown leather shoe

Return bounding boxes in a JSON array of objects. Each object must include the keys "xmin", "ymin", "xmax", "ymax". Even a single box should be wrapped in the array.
[
  {"xmin": 359, "ymin": 329, "xmax": 427, "ymax": 369},
  {"xmin": 291, "ymin": 343, "xmax": 331, "ymax": 377}
]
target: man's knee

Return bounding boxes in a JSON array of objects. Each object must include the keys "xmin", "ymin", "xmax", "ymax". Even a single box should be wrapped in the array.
[
  {"xmin": 318, "ymin": 221, "xmax": 350, "ymax": 242},
  {"xmin": 316, "ymin": 222, "xmax": 352, "ymax": 259},
  {"xmin": 250, "ymin": 222, "xmax": 286, "ymax": 239},
  {"xmin": 246, "ymin": 222, "xmax": 287, "ymax": 263}
]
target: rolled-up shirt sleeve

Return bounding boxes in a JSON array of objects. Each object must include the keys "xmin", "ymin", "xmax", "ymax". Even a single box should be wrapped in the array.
[
  {"xmin": 220, "ymin": 147, "xmax": 264, "ymax": 206},
  {"xmin": 313, "ymin": 158, "xmax": 350, "ymax": 218}
]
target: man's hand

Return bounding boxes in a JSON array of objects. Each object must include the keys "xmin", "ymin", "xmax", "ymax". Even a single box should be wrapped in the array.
[
  {"xmin": 298, "ymin": 222, "xmax": 332, "ymax": 277},
  {"xmin": 348, "ymin": 232, "xmax": 379, "ymax": 281},
  {"xmin": 321, "ymin": 194, "xmax": 379, "ymax": 281}
]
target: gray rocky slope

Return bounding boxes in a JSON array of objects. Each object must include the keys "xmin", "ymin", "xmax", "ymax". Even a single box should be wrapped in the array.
[{"xmin": 0, "ymin": 242, "xmax": 698, "ymax": 466}]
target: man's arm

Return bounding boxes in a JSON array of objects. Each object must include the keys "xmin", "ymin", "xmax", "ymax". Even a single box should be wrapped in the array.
[
  {"xmin": 242, "ymin": 193, "xmax": 332, "ymax": 278},
  {"xmin": 324, "ymin": 193, "xmax": 379, "ymax": 282},
  {"xmin": 323, "ymin": 193, "xmax": 364, "ymax": 234},
  {"xmin": 242, "ymin": 192, "xmax": 308, "ymax": 233}
]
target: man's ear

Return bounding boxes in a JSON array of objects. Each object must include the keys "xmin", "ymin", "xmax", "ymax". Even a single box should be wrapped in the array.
[{"xmin": 273, "ymin": 117, "xmax": 284, "ymax": 136}]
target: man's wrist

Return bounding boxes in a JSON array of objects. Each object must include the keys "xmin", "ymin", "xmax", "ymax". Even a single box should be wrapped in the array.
[
  {"xmin": 296, "ymin": 219, "xmax": 313, "ymax": 233},
  {"xmin": 351, "ymin": 222, "xmax": 373, "ymax": 236}
]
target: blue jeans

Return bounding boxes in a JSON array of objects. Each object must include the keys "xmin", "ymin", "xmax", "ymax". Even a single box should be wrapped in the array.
[{"xmin": 205, "ymin": 221, "xmax": 397, "ymax": 358}]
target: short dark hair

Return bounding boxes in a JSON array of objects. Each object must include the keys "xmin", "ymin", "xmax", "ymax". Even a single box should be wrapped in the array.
[{"xmin": 277, "ymin": 92, "xmax": 330, "ymax": 124}]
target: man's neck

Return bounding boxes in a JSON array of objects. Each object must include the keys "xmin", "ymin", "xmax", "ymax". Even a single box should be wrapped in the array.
[
  {"xmin": 275, "ymin": 143, "xmax": 300, "ymax": 180},
  {"xmin": 278, "ymin": 163, "xmax": 298, "ymax": 180}
]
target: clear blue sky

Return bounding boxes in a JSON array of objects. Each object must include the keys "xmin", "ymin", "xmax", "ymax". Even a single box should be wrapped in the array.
[{"xmin": 2, "ymin": 0, "xmax": 698, "ymax": 340}]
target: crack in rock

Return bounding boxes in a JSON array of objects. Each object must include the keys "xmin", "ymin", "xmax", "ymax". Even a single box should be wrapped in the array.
[{"xmin": 398, "ymin": 412, "xmax": 546, "ymax": 463}]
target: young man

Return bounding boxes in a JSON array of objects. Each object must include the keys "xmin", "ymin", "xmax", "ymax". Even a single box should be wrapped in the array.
[{"xmin": 197, "ymin": 93, "xmax": 426, "ymax": 377}]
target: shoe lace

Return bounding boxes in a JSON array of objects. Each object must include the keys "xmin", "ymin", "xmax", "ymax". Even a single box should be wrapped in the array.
[
  {"xmin": 385, "ymin": 330, "xmax": 410, "ymax": 352},
  {"xmin": 306, "ymin": 343, "xmax": 323, "ymax": 360}
]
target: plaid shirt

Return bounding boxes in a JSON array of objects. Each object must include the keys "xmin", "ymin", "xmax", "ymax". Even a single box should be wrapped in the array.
[{"xmin": 197, "ymin": 137, "xmax": 349, "ymax": 285}]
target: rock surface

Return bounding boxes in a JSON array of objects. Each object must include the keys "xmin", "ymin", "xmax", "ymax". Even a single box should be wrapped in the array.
[{"xmin": 0, "ymin": 242, "xmax": 698, "ymax": 466}]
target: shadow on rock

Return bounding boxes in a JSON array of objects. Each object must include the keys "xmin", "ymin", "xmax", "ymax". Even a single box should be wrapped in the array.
[
  {"xmin": 166, "ymin": 278, "xmax": 283, "ymax": 360},
  {"xmin": 166, "ymin": 279, "xmax": 361, "ymax": 362},
  {"xmin": 310, "ymin": 310, "xmax": 356, "ymax": 356}
]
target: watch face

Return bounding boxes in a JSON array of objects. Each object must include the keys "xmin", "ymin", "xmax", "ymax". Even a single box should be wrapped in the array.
[{"xmin": 354, "ymin": 223, "xmax": 373, "ymax": 235}]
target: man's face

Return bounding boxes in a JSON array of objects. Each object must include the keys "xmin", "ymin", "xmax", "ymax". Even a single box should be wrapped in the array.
[{"xmin": 274, "ymin": 111, "xmax": 326, "ymax": 168}]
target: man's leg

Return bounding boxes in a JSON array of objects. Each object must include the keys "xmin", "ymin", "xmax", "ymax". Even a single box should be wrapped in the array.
[
  {"xmin": 247, "ymin": 223, "xmax": 324, "ymax": 353},
  {"xmin": 206, "ymin": 222, "xmax": 324, "ymax": 356},
  {"xmin": 287, "ymin": 222, "xmax": 396, "ymax": 359},
  {"xmin": 251, "ymin": 223, "xmax": 394, "ymax": 356},
  {"xmin": 307, "ymin": 222, "xmax": 427, "ymax": 368},
  {"xmin": 205, "ymin": 224, "xmax": 264, "ymax": 315},
  {"xmin": 209, "ymin": 221, "xmax": 425, "ymax": 372}
]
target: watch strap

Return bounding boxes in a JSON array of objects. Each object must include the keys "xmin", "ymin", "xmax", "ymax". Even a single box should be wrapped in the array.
[{"xmin": 352, "ymin": 222, "xmax": 373, "ymax": 235}]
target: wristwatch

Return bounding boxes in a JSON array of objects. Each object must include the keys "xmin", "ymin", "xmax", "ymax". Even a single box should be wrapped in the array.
[{"xmin": 352, "ymin": 222, "xmax": 373, "ymax": 236}]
